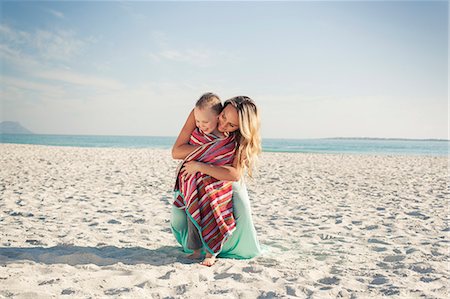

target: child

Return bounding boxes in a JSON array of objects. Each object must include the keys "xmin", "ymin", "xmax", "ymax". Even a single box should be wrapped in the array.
[
  {"xmin": 192, "ymin": 93, "xmax": 224, "ymax": 138},
  {"xmin": 173, "ymin": 92, "xmax": 237, "ymax": 266}
]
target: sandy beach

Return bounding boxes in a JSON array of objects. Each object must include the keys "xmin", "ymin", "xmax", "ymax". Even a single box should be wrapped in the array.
[{"xmin": 0, "ymin": 143, "xmax": 448, "ymax": 298}]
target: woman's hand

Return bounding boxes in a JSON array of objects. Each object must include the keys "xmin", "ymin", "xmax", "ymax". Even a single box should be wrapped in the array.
[{"xmin": 181, "ymin": 161, "xmax": 204, "ymax": 177}]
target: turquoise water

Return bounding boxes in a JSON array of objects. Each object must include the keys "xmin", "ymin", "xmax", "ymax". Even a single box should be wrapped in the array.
[
  {"xmin": 0, "ymin": 134, "xmax": 175, "ymax": 149},
  {"xmin": 0, "ymin": 134, "xmax": 448, "ymax": 156}
]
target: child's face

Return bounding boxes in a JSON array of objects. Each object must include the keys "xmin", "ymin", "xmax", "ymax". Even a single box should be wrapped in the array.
[{"xmin": 194, "ymin": 107, "xmax": 219, "ymax": 134}]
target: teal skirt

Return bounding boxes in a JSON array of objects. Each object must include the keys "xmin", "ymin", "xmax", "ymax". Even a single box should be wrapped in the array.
[{"xmin": 171, "ymin": 181, "xmax": 262, "ymax": 259}]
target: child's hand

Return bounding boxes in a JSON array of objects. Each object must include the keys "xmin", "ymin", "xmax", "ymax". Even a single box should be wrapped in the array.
[{"xmin": 181, "ymin": 161, "xmax": 202, "ymax": 177}]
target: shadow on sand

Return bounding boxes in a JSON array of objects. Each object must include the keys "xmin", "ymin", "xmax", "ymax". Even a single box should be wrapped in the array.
[{"xmin": 0, "ymin": 245, "xmax": 198, "ymax": 266}]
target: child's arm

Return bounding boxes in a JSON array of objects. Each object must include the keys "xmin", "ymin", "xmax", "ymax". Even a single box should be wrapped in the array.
[
  {"xmin": 172, "ymin": 109, "xmax": 199, "ymax": 160},
  {"xmin": 181, "ymin": 154, "xmax": 242, "ymax": 182}
]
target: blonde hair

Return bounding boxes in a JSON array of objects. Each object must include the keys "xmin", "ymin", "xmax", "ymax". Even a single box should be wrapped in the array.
[
  {"xmin": 195, "ymin": 92, "xmax": 222, "ymax": 115},
  {"xmin": 224, "ymin": 96, "xmax": 261, "ymax": 178}
]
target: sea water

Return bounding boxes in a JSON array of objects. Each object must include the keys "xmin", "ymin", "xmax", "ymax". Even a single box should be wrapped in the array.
[{"xmin": 0, "ymin": 134, "xmax": 448, "ymax": 156}]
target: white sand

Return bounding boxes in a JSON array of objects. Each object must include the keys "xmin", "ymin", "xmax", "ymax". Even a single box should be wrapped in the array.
[{"xmin": 0, "ymin": 143, "xmax": 448, "ymax": 298}]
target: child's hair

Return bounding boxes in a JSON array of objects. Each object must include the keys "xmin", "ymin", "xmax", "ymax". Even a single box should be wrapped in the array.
[{"xmin": 195, "ymin": 92, "xmax": 222, "ymax": 115}]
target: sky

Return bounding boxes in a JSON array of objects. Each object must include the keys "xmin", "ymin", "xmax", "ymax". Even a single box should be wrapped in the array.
[{"xmin": 0, "ymin": 0, "xmax": 448, "ymax": 139}]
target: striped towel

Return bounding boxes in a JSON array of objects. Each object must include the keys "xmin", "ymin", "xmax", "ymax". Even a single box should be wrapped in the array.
[{"xmin": 173, "ymin": 128, "xmax": 237, "ymax": 255}]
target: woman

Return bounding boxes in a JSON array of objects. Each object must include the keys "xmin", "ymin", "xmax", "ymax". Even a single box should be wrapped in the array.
[{"xmin": 171, "ymin": 96, "xmax": 262, "ymax": 266}]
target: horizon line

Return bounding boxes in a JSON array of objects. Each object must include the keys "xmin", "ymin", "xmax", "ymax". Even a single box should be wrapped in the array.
[{"xmin": 0, "ymin": 132, "xmax": 448, "ymax": 142}]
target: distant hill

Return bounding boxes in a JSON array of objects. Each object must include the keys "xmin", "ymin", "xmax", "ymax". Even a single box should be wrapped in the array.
[{"xmin": 0, "ymin": 121, "xmax": 34, "ymax": 134}]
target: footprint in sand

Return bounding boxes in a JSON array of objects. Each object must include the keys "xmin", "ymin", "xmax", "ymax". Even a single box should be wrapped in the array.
[
  {"xmin": 330, "ymin": 266, "xmax": 343, "ymax": 275},
  {"xmin": 256, "ymin": 257, "xmax": 279, "ymax": 267},
  {"xmin": 371, "ymin": 246, "xmax": 387, "ymax": 252},
  {"xmin": 214, "ymin": 273, "xmax": 243, "ymax": 281},
  {"xmin": 368, "ymin": 238, "xmax": 390, "ymax": 245},
  {"xmin": 409, "ymin": 264, "xmax": 434, "ymax": 274},
  {"xmin": 420, "ymin": 277, "xmax": 440, "ymax": 283},
  {"xmin": 61, "ymin": 289, "xmax": 76, "ymax": 295},
  {"xmin": 243, "ymin": 266, "xmax": 263, "ymax": 274},
  {"xmin": 370, "ymin": 275, "xmax": 388, "ymax": 285},
  {"xmin": 317, "ymin": 276, "xmax": 340, "ymax": 285},
  {"xmin": 376, "ymin": 261, "xmax": 391, "ymax": 270},
  {"xmin": 158, "ymin": 270, "xmax": 175, "ymax": 280},
  {"xmin": 9, "ymin": 211, "xmax": 34, "ymax": 217},
  {"xmin": 380, "ymin": 286, "xmax": 400, "ymax": 296},
  {"xmin": 383, "ymin": 255, "xmax": 405, "ymax": 263},
  {"xmin": 104, "ymin": 288, "xmax": 130, "ymax": 295},
  {"xmin": 107, "ymin": 219, "xmax": 121, "ymax": 224},
  {"xmin": 175, "ymin": 284, "xmax": 188, "ymax": 295},
  {"xmin": 257, "ymin": 291, "xmax": 280, "ymax": 299},
  {"xmin": 364, "ymin": 225, "xmax": 379, "ymax": 230},
  {"xmin": 405, "ymin": 248, "xmax": 417, "ymax": 254},
  {"xmin": 135, "ymin": 280, "xmax": 158, "ymax": 289},
  {"xmin": 286, "ymin": 285, "xmax": 297, "ymax": 296},
  {"xmin": 405, "ymin": 211, "xmax": 430, "ymax": 220},
  {"xmin": 38, "ymin": 279, "xmax": 60, "ymax": 286},
  {"xmin": 25, "ymin": 239, "xmax": 46, "ymax": 246},
  {"xmin": 319, "ymin": 234, "xmax": 337, "ymax": 240}
]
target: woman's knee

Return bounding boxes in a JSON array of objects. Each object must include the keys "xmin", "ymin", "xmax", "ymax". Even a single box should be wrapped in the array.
[
  {"xmin": 171, "ymin": 207, "xmax": 187, "ymax": 231},
  {"xmin": 232, "ymin": 184, "xmax": 252, "ymax": 220}
]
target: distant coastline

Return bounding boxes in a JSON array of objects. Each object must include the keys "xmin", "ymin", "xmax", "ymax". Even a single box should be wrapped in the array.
[
  {"xmin": 0, "ymin": 131, "xmax": 448, "ymax": 142},
  {"xmin": 322, "ymin": 137, "xmax": 449, "ymax": 142}
]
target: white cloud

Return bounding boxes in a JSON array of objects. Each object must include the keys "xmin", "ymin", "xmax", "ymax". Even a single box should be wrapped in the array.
[
  {"xmin": 46, "ymin": 9, "xmax": 65, "ymax": 19},
  {"xmin": 33, "ymin": 29, "xmax": 86, "ymax": 61},
  {"xmin": 0, "ymin": 24, "xmax": 123, "ymax": 93},
  {"xmin": 1, "ymin": 43, "xmax": 124, "ymax": 94},
  {"xmin": 34, "ymin": 69, "xmax": 125, "ymax": 91},
  {"xmin": 148, "ymin": 31, "xmax": 236, "ymax": 67},
  {"xmin": 150, "ymin": 30, "xmax": 169, "ymax": 48},
  {"xmin": 73, "ymin": 82, "xmax": 198, "ymax": 135},
  {"xmin": 0, "ymin": 24, "xmax": 88, "ymax": 62},
  {"xmin": 117, "ymin": 1, "xmax": 146, "ymax": 22},
  {"xmin": 0, "ymin": 75, "xmax": 65, "ymax": 97},
  {"xmin": 149, "ymin": 48, "xmax": 220, "ymax": 67},
  {"xmin": 0, "ymin": 24, "xmax": 30, "ymax": 44},
  {"xmin": 0, "ymin": 44, "xmax": 41, "ymax": 70},
  {"xmin": 6, "ymin": 80, "xmax": 202, "ymax": 135}
]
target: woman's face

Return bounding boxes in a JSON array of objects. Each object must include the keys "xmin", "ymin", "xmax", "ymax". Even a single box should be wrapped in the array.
[{"xmin": 218, "ymin": 104, "xmax": 239, "ymax": 133}]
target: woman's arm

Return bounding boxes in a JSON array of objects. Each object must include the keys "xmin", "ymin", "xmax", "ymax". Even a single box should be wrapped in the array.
[
  {"xmin": 172, "ymin": 109, "xmax": 199, "ymax": 160},
  {"xmin": 181, "ymin": 154, "xmax": 242, "ymax": 182}
]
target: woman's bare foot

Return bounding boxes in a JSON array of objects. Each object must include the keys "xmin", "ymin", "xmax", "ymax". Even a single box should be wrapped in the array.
[
  {"xmin": 187, "ymin": 249, "xmax": 202, "ymax": 259},
  {"xmin": 200, "ymin": 252, "xmax": 216, "ymax": 267}
]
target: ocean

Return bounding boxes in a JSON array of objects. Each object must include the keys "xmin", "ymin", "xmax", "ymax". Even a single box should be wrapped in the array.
[{"xmin": 0, "ymin": 134, "xmax": 448, "ymax": 156}]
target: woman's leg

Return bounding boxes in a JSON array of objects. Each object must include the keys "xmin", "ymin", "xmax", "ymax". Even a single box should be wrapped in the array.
[
  {"xmin": 186, "ymin": 216, "xmax": 203, "ymax": 259},
  {"xmin": 171, "ymin": 183, "xmax": 262, "ymax": 261},
  {"xmin": 219, "ymin": 181, "xmax": 262, "ymax": 259},
  {"xmin": 187, "ymin": 217, "xmax": 202, "ymax": 250},
  {"xmin": 170, "ymin": 205, "xmax": 193, "ymax": 254}
]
